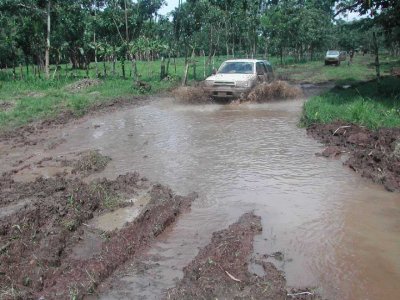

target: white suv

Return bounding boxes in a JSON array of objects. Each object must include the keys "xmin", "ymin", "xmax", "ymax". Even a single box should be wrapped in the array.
[{"xmin": 204, "ymin": 59, "xmax": 274, "ymax": 99}]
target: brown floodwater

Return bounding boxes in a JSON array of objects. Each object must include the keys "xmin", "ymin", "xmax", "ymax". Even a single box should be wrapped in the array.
[{"xmin": 52, "ymin": 96, "xmax": 399, "ymax": 300}]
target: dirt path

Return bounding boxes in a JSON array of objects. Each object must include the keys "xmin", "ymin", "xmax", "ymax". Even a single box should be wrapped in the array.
[
  {"xmin": 1, "ymin": 81, "xmax": 396, "ymax": 299},
  {"xmin": 0, "ymin": 87, "xmax": 326, "ymax": 299}
]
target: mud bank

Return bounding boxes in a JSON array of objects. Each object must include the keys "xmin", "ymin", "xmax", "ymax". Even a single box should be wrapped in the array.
[
  {"xmin": 308, "ymin": 121, "xmax": 400, "ymax": 192},
  {"xmin": 166, "ymin": 213, "xmax": 320, "ymax": 300},
  {"xmin": 0, "ymin": 172, "xmax": 195, "ymax": 299}
]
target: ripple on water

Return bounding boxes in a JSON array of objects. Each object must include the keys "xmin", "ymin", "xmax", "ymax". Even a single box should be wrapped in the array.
[{"xmin": 55, "ymin": 98, "xmax": 400, "ymax": 300}]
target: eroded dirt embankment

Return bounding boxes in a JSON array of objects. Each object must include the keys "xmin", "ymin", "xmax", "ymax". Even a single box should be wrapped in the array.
[
  {"xmin": 308, "ymin": 121, "xmax": 400, "ymax": 192},
  {"xmin": 0, "ymin": 170, "xmax": 195, "ymax": 299}
]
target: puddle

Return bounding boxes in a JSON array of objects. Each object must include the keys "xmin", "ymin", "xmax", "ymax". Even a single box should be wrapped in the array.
[
  {"xmin": 71, "ymin": 229, "xmax": 104, "ymax": 260},
  {"xmin": 89, "ymin": 193, "xmax": 151, "ymax": 232},
  {"xmin": 13, "ymin": 165, "xmax": 73, "ymax": 182},
  {"xmin": 15, "ymin": 96, "xmax": 400, "ymax": 300}
]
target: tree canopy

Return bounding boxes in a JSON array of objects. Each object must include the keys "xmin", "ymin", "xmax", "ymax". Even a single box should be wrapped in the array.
[{"xmin": 0, "ymin": 0, "xmax": 398, "ymax": 78}]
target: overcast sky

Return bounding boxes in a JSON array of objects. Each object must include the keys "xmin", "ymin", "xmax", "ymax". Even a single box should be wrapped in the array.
[
  {"xmin": 158, "ymin": 0, "xmax": 181, "ymax": 16},
  {"xmin": 158, "ymin": 0, "xmax": 362, "ymax": 21}
]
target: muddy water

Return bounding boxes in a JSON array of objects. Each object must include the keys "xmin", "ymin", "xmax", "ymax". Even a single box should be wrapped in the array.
[{"xmin": 55, "ymin": 97, "xmax": 399, "ymax": 300}]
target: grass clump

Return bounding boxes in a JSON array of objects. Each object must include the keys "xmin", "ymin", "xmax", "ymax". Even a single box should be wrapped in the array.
[
  {"xmin": 302, "ymin": 76, "xmax": 400, "ymax": 130},
  {"xmin": 73, "ymin": 150, "xmax": 111, "ymax": 175},
  {"xmin": 89, "ymin": 183, "xmax": 121, "ymax": 210}
]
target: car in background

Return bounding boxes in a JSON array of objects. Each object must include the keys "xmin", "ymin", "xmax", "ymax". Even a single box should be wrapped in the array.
[
  {"xmin": 204, "ymin": 59, "xmax": 273, "ymax": 99},
  {"xmin": 324, "ymin": 50, "xmax": 341, "ymax": 66}
]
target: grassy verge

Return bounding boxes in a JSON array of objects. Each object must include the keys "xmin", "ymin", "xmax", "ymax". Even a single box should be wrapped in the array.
[
  {"xmin": 277, "ymin": 54, "xmax": 400, "ymax": 84},
  {"xmin": 0, "ymin": 53, "xmax": 399, "ymax": 132},
  {"xmin": 302, "ymin": 76, "xmax": 400, "ymax": 130},
  {"xmin": 0, "ymin": 56, "xmax": 236, "ymax": 131}
]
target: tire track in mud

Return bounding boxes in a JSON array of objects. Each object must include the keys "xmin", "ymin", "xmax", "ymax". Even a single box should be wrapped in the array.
[
  {"xmin": 166, "ymin": 213, "xmax": 321, "ymax": 300},
  {"xmin": 0, "ymin": 170, "xmax": 196, "ymax": 299}
]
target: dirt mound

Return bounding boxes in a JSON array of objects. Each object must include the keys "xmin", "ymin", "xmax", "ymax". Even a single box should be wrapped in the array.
[
  {"xmin": 172, "ymin": 86, "xmax": 212, "ymax": 104},
  {"xmin": 65, "ymin": 79, "xmax": 102, "ymax": 92},
  {"xmin": 243, "ymin": 81, "xmax": 302, "ymax": 103},
  {"xmin": 69, "ymin": 150, "xmax": 111, "ymax": 175},
  {"xmin": 0, "ymin": 172, "xmax": 195, "ymax": 299},
  {"xmin": 308, "ymin": 121, "xmax": 400, "ymax": 192},
  {"xmin": 166, "ymin": 213, "xmax": 286, "ymax": 299},
  {"xmin": 166, "ymin": 212, "xmax": 321, "ymax": 300}
]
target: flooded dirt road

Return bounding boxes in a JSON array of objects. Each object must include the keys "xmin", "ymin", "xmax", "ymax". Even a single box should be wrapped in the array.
[{"xmin": 2, "ymin": 93, "xmax": 399, "ymax": 299}]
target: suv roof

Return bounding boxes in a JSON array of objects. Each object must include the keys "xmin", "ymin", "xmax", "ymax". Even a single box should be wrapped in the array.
[{"xmin": 224, "ymin": 59, "xmax": 263, "ymax": 63}]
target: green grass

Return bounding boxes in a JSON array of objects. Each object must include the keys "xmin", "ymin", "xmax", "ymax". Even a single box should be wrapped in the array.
[
  {"xmin": 302, "ymin": 76, "xmax": 400, "ymax": 130},
  {"xmin": 276, "ymin": 54, "xmax": 400, "ymax": 84},
  {"xmin": 0, "ymin": 56, "xmax": 234, "ymax": 130},
  {"xmin": 0, "ymin": 53, "xmax": 399, "ymax": 131}
]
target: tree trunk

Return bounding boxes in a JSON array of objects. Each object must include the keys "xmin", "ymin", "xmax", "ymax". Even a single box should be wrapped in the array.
[
  {"xmin": 124, "ymin": 0, "xmax": 129, "ymax": 42},
  {"xmin": 160, "ymin": 57, "xmax": 166, "ymax": 80},
  {"xmin": 19, "ymin": 64, "xmax": 23, "ymax": 80},
  {"xmin": 372, "ymin": 31, "xmax": 380, "ymax": 81},
  {"xmin": 121, "ymin": 58, "xmax": 125, "ymax": 79},
  {"xmin": 103, "ymin": 46, "xmax": 107, "ymax": 77},
  {"xmin": 86, "ymin": 59, "xmax": 90, "ymax": 78},
  {"xmin": 112, "ymin": 46, "xmax": 116, "ymax": 76},
  {"xmin": 182, "ymin": 51, "xmax": 189, "ymax": 86},
  {"xmin": 131, "ymin": 55, "xmax": 137, "ymax": 81},
  {"xmin": 173, "ymin": 56, "xmax": 177, "ymax": 74},
  {"xmin": 166, "ymin": 52, "xmax": 171, "ymax": 75},
  {"xmin": 94, "ymin": 39, "xmax": 98, "ymax": 77},
  {"xmin": 25, "ymin": 56, "xmax": 29, "ymax": 79},
  {"xmin": 202, "ymin": 50, "xmax": 206, "ymax": 78},
  {"xmin": 45, "ymin": 0, "xmax": 51, "ymax": 79}
]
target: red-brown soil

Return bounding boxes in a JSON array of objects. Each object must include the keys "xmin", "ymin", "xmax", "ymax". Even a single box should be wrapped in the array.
[
  {"xmin": 166, "ymin": 213, "xmax": 321, "ymax": 300},
  {"xmin": 308, "ymin": 121, "xmax": 400, "ymax": 192},
  {"xmin": 0, "ymin": 172, "xmax": 195, "ymax": 299}
]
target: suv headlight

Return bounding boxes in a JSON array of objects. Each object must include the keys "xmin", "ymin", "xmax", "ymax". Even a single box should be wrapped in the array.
[
  {"xmin": 236, "ymin": 81, "xmax": 249, "ymax": 87},
  {"xmin": 204, "ymin": 80, "xmax": 214, "ymax": 86}
]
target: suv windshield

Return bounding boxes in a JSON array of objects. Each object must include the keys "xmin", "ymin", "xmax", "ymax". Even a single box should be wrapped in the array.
[
  {"xmin": 327, "ymin": 50, "xmax": 339, "ymax": 55},
  {"xmin": 218, "ymin": 62, "xmax": 254, "ymax": 74}
]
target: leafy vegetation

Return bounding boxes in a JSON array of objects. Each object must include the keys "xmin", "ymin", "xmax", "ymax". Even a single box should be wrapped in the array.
[
  {"xmin": 0, "ymin": 56, "xmax": 229, "ymax": 130},
  {"xmin": 0, "ymin": 0, "xmax": 398, "ymax": 78},
  {"xmin": 0, "ymin": 0, "xmax": 399, "ymax": 131}
]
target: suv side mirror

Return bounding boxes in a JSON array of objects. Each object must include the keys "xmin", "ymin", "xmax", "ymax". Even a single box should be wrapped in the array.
[{"xmin": 212, "ymin": 68, "xmax": 217, "ymax": 75}]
